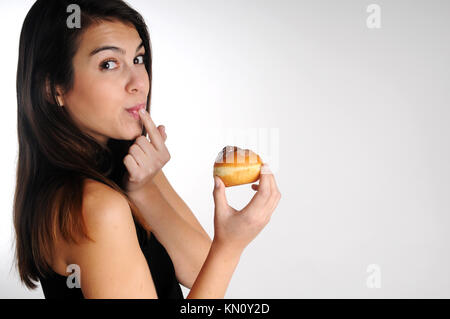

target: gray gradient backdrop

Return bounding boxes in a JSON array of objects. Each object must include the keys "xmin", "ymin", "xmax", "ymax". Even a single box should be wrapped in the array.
[{"xmin": 1, "ymin": 0, "xmax": 449, "ymax": 298}]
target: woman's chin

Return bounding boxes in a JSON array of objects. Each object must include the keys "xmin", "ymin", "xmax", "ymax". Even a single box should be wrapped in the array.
[
  {"xmin": 127, "ymin": 130, "xmax": 143, "ymax": 141},
  {"xmin": 120, "ymin": 123, "xmax": 143, "ymax": 141}
]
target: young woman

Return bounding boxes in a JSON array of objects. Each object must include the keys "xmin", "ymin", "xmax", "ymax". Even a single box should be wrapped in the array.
[{"xmin": 13, "ymin": 0, "xmax": 281, "ymax": 299}]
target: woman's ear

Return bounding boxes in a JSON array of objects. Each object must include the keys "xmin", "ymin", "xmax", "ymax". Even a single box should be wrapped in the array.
[
  {"xmin": 45, "ymin": 77, "xmax": 65, "ymax": 107},
  {"xmin": 55, "ymin": 93, "xmax": 64, "ymax": 107}
]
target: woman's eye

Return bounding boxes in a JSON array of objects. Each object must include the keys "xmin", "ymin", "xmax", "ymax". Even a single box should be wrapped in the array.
[
  {"xmin": 100, "ymin": 59, "xmax": 118, "ymax": 70},
  {"xmin": 134, "ymin": 55, "xmax": 145, "ymax": 64},
  {"xmin": 99, "ymin": 55, "xmax": 145, "ymax": 71}
]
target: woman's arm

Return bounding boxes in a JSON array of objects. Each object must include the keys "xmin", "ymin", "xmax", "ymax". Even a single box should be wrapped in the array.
[
  {"xmin": 129, "ymin": 181, "xmax": 212, "ymax": 289},
  {"xmin": 73, "ymin": 180, "xmax": 242, "ymax": 298},
  {"xmin": 151, "ymin": 169, "xmax": 211, "ymax": 240},
  {"xmin": 130, "ymin": 184, "xmax": 243, "ymax": 298},
  {"xmin": 71, "ymin": 180, "xmax": 159, "ymax": 298},
  {"xmin": 186, "ymin": 240, "xmax": 243, "ymax": 299}
]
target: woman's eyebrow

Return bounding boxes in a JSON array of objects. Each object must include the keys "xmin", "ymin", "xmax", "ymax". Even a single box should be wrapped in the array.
[{"xmin": 89, "ymin": 41, "xmax": 144, "ymax": 57}]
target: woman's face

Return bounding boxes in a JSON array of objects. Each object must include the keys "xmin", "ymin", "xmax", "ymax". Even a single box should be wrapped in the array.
[{"xmin": 60, "ymin": 20, "xmax": 150, "ymax": 145}]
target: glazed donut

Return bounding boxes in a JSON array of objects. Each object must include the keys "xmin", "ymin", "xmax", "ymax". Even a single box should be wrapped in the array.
[{"xmin": 213, "ymin": 146, "xmax": 263, "ymax": 187}]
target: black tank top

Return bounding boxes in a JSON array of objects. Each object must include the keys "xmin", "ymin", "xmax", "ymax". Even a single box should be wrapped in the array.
[{"xmin": 38, "ymin": 219, "xmax": 184, "ymax": 299}]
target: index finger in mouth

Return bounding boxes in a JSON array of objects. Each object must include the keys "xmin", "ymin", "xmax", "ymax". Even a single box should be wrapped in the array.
[{"xmin": 138, "ymin": 108, "xmax": 164, "ymax": 149}]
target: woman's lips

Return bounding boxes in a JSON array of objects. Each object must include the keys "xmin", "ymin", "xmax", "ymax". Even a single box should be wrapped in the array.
[
  {"xmin": 126, "ymin": 103, "xmax": 146, "ymax": 120},
  {"xmin": 127, "ymin": 109, "xmax": 140, "ymax": 120}
]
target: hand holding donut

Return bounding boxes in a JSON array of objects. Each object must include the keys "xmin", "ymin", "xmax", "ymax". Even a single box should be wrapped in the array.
[
  {"xmin": 123, "ymin": 108, "xmax": 170, "ymax": 194},
  {"xmin": 212, "ymin": 146, "xmax": 281, "ymax": 252}
]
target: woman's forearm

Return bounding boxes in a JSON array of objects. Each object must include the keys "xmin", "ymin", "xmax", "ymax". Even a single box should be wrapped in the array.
[
  {"xmin": 151, "ymin": 169, "xmax": 211, "ymax": 240},
  {"xmin": 128, "ymin": 183, "xmax": 212, "ymax": 288},
  {"xmin": 186, "ymin": 240, "xmax": 243, "ymax": 299},
  {"xmin": 128, "ymin": 181, "xmax": 243, "ymax": 298}
]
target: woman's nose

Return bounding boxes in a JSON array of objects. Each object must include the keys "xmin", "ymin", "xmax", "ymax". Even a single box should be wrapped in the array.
[{"xmin": 125, "ymin": 69, "xmax": 147, "ymax": 94}]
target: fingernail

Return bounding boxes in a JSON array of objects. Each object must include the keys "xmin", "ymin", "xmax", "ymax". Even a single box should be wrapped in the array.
[
  {"xmin": 139, "ymin": 108, "xmax": 146, "ymax": 114},
  {"xmin": 261, "ymin": 163, "xmax": 272, "ymax": 174},
  {"xmin": 214, "ymin": 176, "xmax": 220, "ymax": 188}
]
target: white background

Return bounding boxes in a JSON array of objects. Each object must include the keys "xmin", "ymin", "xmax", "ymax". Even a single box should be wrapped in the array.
[{"xmin": 1, "ymin": 0, "xmax": 449, "ymax": 298}]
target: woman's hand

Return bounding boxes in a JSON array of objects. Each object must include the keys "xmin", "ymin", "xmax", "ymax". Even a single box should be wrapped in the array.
[
  {"xmin": 123, "ymin": 109, "xmax": 170, "ymax": 194},
  {"xmin": 212, "ymin": 164, "xmax": 281, "ymax": 253}
]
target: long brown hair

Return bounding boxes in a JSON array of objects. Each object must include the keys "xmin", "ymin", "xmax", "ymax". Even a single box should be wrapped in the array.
[{"xmin": 13, "ymin": 0, "xmax": 153, "ymax": 289}]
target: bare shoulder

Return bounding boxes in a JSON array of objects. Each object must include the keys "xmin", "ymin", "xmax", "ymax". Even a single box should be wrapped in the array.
[
  {"xmin": 80, "ymin": 178, "xmax": 131, "ymax": 231},
  {"xmin": 82, "ymin": 178, "xmax": 126, "ymax": 210},
  {"xmin": 65, "ymin": 178, "xmax": 158, "ymax": 298}
]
